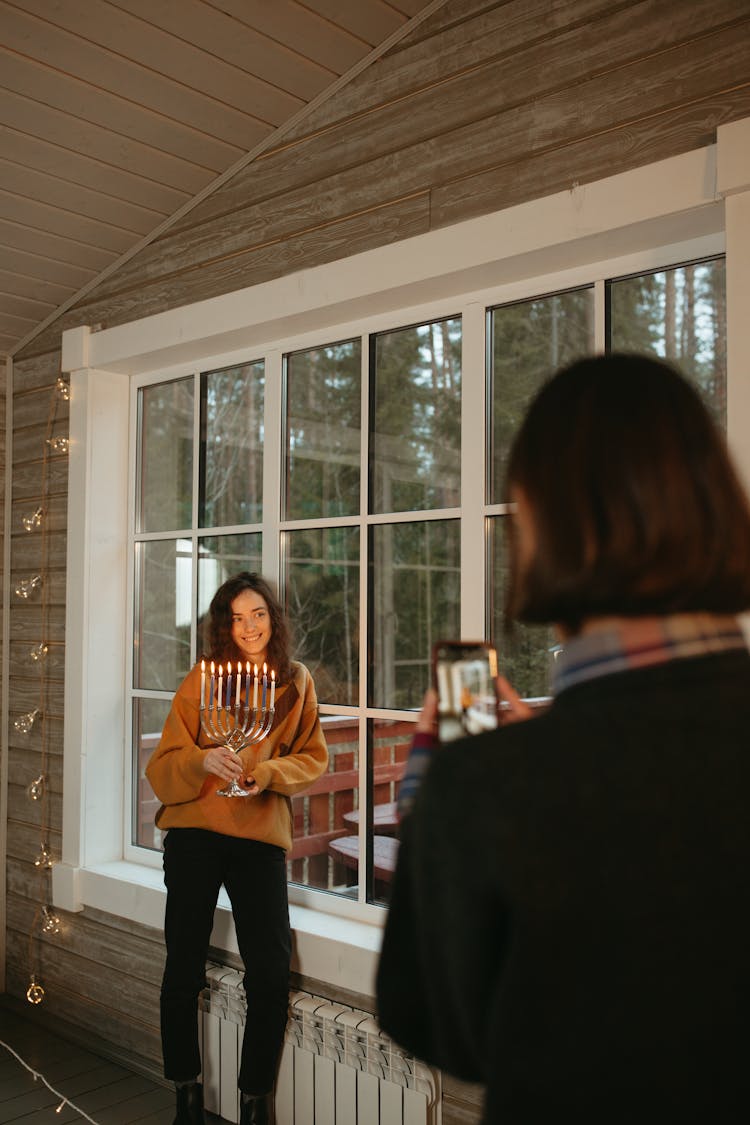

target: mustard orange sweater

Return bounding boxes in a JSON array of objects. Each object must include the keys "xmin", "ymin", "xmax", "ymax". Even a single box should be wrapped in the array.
[{"xmin": 146, "ymin": 661, "xmax": 328, "ymax": 852}]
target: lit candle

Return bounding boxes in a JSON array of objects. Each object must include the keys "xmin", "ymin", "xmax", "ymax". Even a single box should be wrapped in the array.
[
  {"xmin": 262, "ymin": 662, "xmax": 268, "ymax": 711},
  {"xmin": 209, "ymin": 662, "xmax": 215, "ymax": 709},
  {"xmin": 226, "ymin": 662, "xmax": 232, "ymax": 710},
  {"xmin": 270, "ymin": 669, "xmax": 276, "ymax": 710},
  {"xmin": 235, "ymin": 663, "xmax": 241, "ymax": 707},
  {"xmin": 252, "ymin": 664, "xmax": 258, "ymax": 710},
  {"xmin": 217, "ymin": 664, "xmax": 223, "ymax": 710},
  {"xmin": 200, "ymin": 659, "xmax": 206, "ymax": 709},
  {"xmin": 244, "ymin": 661, "xmax": 251, "ymax": 709}
]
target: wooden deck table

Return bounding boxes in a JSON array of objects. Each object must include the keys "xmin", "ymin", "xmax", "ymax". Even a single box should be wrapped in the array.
[
  {"xmin": 327, "ymin": 834, "xmax": 400, "ymax": 882},
  {"xmin": 341, "ymin": 801, "xmax": 399, "ymax": 835}
]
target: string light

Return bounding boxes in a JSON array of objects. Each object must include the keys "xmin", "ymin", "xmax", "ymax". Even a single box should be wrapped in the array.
[
  {"xmin": 46, "ymin": 436, "xmax": 69, "ymax": 454},
  {"xmin": 25, "ymin": 977, "xmax": 45, "ymax": 1005},
  {"xmin": 23, "ymin": 372, "xmax": 70, "ymax": 1008},
  {"xmin": 0, "ymin": 1039, "xmax": 101, "ymax": 1124},
  {"xmin": 15, "ymin": 574, "xmax": 42, "ymax": 599},
  {"xmin": 41, "ymin": 906, "xmax": 61, "ymax": 935},
  {"xmin": 16, "ymin": 709, "xmax": 41, "ymax": 735},
  {"xmin": 34, "ymin": 843, "xmax": 54, "ymax": 869},
  {"xmin": 22, "ymin": 506, "xmax": 44, "ymax": 532}
]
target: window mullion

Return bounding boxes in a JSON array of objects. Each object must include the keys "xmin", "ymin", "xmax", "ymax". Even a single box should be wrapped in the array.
[
  {"xmin": 460, "ymin": 301, "xmax": 487, "ymax": 640},
  {"xmin": 263, "ymin": 348, "xmax": 283, "ymax": 584}
]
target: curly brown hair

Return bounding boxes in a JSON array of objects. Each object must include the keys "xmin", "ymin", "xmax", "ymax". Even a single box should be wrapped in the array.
[{"xmin": 204, "ymin": 572, "xmax": 293, "ymax": 684}]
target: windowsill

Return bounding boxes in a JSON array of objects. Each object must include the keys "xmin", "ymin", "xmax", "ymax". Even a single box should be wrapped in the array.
[{"xmin": 52, "ymin": 860, "xmax": 384, "ymax": 999}]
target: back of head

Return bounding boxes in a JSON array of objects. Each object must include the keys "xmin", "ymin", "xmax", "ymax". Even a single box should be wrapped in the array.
[{"xmin": 506, "ymin": 353, "xmax": 750, "ymax": 631}]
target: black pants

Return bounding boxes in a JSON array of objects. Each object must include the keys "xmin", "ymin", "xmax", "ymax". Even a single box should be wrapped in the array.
[{"xmin": 160, "ymin": 828, "xmax": 291, "ymax": 1095}]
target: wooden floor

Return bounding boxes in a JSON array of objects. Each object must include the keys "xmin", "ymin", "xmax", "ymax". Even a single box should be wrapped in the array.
[{"xmin": 0, "ymin": 1004, "xmax": 224, "ymax": 1125}]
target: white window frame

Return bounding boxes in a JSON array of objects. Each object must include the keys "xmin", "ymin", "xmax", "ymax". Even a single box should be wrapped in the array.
[{"xmin": 53, "ymin": 122, "xmax": 750, "ymax": 997}]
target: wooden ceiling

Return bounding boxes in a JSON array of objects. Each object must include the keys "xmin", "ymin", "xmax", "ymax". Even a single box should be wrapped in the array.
[{"xmin": 0, "ymin": 0, "xmax": 442, "ymax": 356}]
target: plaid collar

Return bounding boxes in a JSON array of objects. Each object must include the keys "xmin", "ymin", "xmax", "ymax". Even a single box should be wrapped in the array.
[{"xmin": 552, "ymin": 614, "xmax": 748, "ymax": 696}]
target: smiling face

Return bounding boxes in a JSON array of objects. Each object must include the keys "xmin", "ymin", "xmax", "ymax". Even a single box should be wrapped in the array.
[{"xmin": 230, "ymin": 588, "xmax": 272, "ymax": 666}]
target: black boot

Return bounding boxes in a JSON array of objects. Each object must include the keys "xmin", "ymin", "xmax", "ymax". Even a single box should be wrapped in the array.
[
  {"xmin": 240, "ymin": 1093, "xmax": 272, "ymax": 1125},
  {"xmin": 174, "ymin": 1081, "xmax": 206, "ymax": 1125}
]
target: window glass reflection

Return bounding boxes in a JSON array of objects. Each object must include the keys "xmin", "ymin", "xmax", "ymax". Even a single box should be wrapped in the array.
[
  {"xmin": 138, "ymin": 378, "xmax": 193, "ymax": 532},
  {"xmin": 609, "ymin": 258, "xmax": 726, "ymax": 426},
  {"xmin": 200, "ymin": 360, "xmax": 264, "ymax": 529},
  {"xmin": 284, "ymin": 527, "xmax": 359, "ymax": 706},
  {"xmin": 197, "ymin": 534, "xmax": 262, "ymax": 657},
  {"xmin": 133, "ymin": 697, "xmax": 172, "ymax": 850},
  {"xmin": 134, "ymin": 539, "xmax": 193, "ymax": 691},
  {"xmin": 370, "ymin": 519, "xmax": 460, "ymax": 710},
  {"xmin": 371, "ymin": 317, "xmax": 461, "ymax": 514},
  {"xmin": 285, "ymin": 340, "xmax": 361, "ymax": 519},
  {"xmin": 490, "ymin": 289, "xmax": 594, "ymax": 504}
]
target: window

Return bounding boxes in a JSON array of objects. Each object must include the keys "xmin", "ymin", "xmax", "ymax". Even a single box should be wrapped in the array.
[
  {"xmin": 130, "ymin": 258, "xmax": 726, "ymax": 901},
  {"xmin": 487, "ymin": 259, "xmax": 727, "ymax": 700}
]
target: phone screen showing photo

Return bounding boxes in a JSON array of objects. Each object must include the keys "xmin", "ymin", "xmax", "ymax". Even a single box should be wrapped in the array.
[{"xmin": 434, "ymin": 642, "xmax": 499, "ymax": 744}]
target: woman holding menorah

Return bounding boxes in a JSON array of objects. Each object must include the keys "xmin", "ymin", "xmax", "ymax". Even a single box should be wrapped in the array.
[{"xmin": 146, "ymin": 572, "xmax": 329, "ymax": 1125}]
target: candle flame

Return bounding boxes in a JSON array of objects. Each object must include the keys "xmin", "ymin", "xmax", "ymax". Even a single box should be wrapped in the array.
[
  {"xmin": 271, "ymin": 669, "xmax": 275, "ymax": 681},
  {"xmin": 246, "ymin": 661, "xmax": 251, "ymax": 673},
  {"xmin": 210, "ymin": 661, "xmax": 215, "ymax": 673},
  {"xmin": 227, "ymin": 661, "xmax": 232, "ymax": 674},
  {"xmin": 254, "ymin": 663, "xmax": 258, "ymax": 674},
  {"xmin": 263, "ymin": 662, "xmax": 267, "ymax": 674},
  {"xmin": 201, "ymin": 658, "xmax": 205, "ymax": 671}
]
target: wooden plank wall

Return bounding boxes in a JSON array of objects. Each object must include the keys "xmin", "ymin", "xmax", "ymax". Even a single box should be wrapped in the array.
[{"xmin": 4, "ymin": 0, "xmax": 750, "ymax": 1114}]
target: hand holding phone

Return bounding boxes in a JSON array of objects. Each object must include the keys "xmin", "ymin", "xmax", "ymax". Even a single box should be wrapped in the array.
[{"xmin": 432, "ymin": 641, "xmax": 500, "ymax": 744}]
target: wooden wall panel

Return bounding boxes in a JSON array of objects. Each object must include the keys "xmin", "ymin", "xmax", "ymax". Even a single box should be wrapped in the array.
[{"xmin": 4, "ymin": 1, "xmax": 750, "ymax": 1114}]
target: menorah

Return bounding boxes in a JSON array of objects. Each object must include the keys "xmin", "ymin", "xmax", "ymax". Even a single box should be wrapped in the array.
[{"xmin": 199, "ymin": 659, "xmax": 276, "ymax": 797}]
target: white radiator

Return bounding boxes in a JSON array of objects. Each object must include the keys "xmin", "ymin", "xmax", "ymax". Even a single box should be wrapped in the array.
[{"xmin": 199, "ymin": 963, "xmax": 440, "ymax": 1125}]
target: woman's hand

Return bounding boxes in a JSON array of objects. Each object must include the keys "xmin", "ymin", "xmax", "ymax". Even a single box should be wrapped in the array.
[
  {"xmin": 415, "ymin": 688, "xmax": 438, "ymax": 735},
  {"xmin": 496, "ymin": 674, "xmax": 534, "ymax": 724},
  {"xmin": 202, "ymin": 746, "xmax": 244, "ymax": 783}
]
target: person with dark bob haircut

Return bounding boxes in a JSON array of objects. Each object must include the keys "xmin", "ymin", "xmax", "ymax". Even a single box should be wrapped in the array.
[
  {"xmin": 147, "ymin": 572, "xmax": 328, "ymax": 1125},
  {"xmin": 377, "ymin": 354, "xmax": 750, "ymax": 1124}
]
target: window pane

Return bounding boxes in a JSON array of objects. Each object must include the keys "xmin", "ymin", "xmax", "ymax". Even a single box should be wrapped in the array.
[
  {"xmin": 285, "ymin": 340, "xmax": 361, "ymax": 519},
  {"xmin": 138, "ymin": 378, "xmax": 193, "ymax": 532},
  {"xmin": 284, "ymin": 527, "xmax": 359, "ymax": 706},
  {"xmin": 135, "ymin": 539, "xmax": 193, "ymax": 691},
  {"xmin": 370, "ymin": 519, "xmax": 460, "ymax": 710},
  {"xmin": 200, "ymin": 360, "xmax": 264, "ymax": 528},
  {"xmin": 489, "ymin": 516, "xmax": 555, "ymax": 699},
  {"xmin": 133, "ymin": 697, "xmax": 172, "ymax": 849},
  {"xmin": 368, "ymin": 717, "xmax": 411, "ymax": 906},
  {"xmin": 371, "ymin": 317, "xmax": 462, "ymax": 514},
  {"xmin": 490, "ymin": 289, "xmax": 594, "ymax": 503},
  {"xmin": 197, "ymin": 533, "xmax": 262, "ymax": 658},
  {"xmin": 288, "ymin": 713, "xmax": 359, "ymax": 897},
  {"xmin": 609, "ymin": 258, "xmax": 726, "ymax": 426}
]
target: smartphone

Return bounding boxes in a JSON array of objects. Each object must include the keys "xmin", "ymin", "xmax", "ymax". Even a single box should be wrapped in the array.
[{"xmin": 432, "ymin": 640, "xmax": 500, "ymax": 744}]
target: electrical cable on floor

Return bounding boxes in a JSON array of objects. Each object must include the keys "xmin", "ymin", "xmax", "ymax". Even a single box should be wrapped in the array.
[{"xmin": 0, "ymin": 1038, "xmax": 102, "ymax": 1123}]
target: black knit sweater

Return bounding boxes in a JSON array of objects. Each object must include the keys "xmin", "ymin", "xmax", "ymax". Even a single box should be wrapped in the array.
[{"xmin": 377, "ymin": 650, "xmax": 750, "ymax": 1123}]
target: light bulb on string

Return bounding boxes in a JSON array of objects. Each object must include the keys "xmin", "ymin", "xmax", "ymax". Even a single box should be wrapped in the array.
[
  {"xmin": 34, "ymin": 843, "xmax": 54, "ymax": 869},
  {"xmin": 46, "ymin": 436, "xmax": 69, "ymax": 454},
  {"xmin": 26, "ymin": 975, "xmax": 45, "ymax": 1005},
  {"xmin": 16, "ymin": 709, "xmax": 41, "ymax": 736},
  {"xmin": 56, "ymin": 375, "xmax": 70, "ymax": 400},
  {"xmin": 41, "ymin": 906, "xmax": 61, "ymax": 935},
  {"xmin": 22, "ymin": 506, "xmax": 44, "ymax": 532},
  {"xmin": 27, "ymin": 773, "xmax": 45, "ymax": 801},
  {"xmin": 15, "ymin": 575, "xmax": 42, "ymax": 599},
  {"xmin": 29, "ymin": 641, "xmax": 49, "ymax": 663}
]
